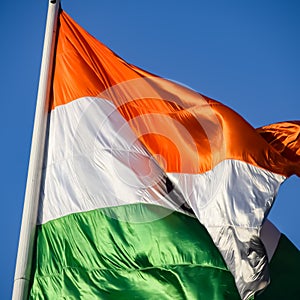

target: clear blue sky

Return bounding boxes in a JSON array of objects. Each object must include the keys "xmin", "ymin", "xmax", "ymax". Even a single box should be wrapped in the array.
[{"xmin": 1, "ymin": 0, "xmax": 299, "ymax": 298}]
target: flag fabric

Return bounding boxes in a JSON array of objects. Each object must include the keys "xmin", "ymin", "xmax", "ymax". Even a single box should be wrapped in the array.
[{"xmin": 29, "ymin": 10, "xmax": 300, "ymax": 300}]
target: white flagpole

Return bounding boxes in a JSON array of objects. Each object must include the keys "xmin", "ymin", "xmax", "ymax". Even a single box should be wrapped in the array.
[{"xmin": 12, "ymin": 0, "xmax": 60, "ymax": 299}]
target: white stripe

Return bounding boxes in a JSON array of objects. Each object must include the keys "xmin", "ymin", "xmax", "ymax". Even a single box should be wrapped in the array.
[
  {"xmin": 39, "ymin": 97, "xmax": 285, "ymax": 226},
  {"xmin": 169, "ymin": 160, "xmax": 284, "ymax": 229},
  {"xmin": 39, "ymin": 97, "xmax": 181, "ymax": 224}
]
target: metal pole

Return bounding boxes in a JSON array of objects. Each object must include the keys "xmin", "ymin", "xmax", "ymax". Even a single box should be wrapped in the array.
[{"xmin": 12, "ymin": 1, "xmax": 60, "ymax": 299}]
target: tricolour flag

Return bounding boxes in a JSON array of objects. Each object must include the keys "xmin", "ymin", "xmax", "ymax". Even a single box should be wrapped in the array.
[{"xmin": 28, "ymin": 10, "xmax": 300, "ymax": 300}]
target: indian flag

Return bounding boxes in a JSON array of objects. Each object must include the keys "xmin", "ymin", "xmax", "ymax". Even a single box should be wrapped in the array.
[{"xmin": 29, "ymin": 10, "xmax": 300, "ymax": 300}]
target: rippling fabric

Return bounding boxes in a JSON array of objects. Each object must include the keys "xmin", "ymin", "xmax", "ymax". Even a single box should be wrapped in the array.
[
  {"xmin": 29, "ymin": 204, "xmax": 300, "ymax": 299},
  {"xmin": 52, "ymin": 12, "xmax": 300, "ymax": 178},
  {"xmin": 40, "ymin": 93, "xmax": 286, "ymax": 299},
  {"xmin": 32, "ymin": 9, "xmax": 300, "ymax": 300},
  {"xmin": 257, "ymin": 121, "xmax": 300, "ymax": 174},
  {"xmin": 29, "ymin": 204, "xmax": 240, "ymax": 299}
]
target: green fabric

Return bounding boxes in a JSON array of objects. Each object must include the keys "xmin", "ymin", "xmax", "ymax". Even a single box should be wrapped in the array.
[
  {"xmin": 30, "ymin": 203, "xmax": 299, "ymax": 299},
  {"xmin": 29, "ymin": 203, "xmax": 240, "ymax": 299},
  {"xmin": 256, "ymin": 234, "xmax": 300, "ymax": 299}
]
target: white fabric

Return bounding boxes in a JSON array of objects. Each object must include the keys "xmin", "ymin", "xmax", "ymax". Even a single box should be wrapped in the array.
[{"xmin": 39, "ymin": 97, "xmax": 182, "ymax": 224}]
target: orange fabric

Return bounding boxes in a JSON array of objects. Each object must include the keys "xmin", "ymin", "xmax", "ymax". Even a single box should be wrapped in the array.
[
  {"xmin": 257, "ymin": 121, "xmax": 300, "ymax": 164},
  {"xmin": 52, "ymin": 11, "xmax": 152, "ymax": 109},
  {"xmin": 117, "ymin": 99, "xmax": 212, "ymax": 173},
  {"xmin": 51, "ymin": 11, "xmax": 300, "ymax": 177}
]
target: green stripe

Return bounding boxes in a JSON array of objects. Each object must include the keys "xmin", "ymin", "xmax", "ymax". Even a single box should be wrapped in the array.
[
  {"xmin": 30, "ymin": 203, "xmax": 299, "ymax": 299},
  {"xmin": 29, "ymin": 203, "xmax": 240, "ymax": 299}
]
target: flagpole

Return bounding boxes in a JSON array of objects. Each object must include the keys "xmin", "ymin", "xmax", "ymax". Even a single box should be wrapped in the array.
[{"xmin": 12, "ymin": 0, "xmax": 60, "ymax": 299}]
